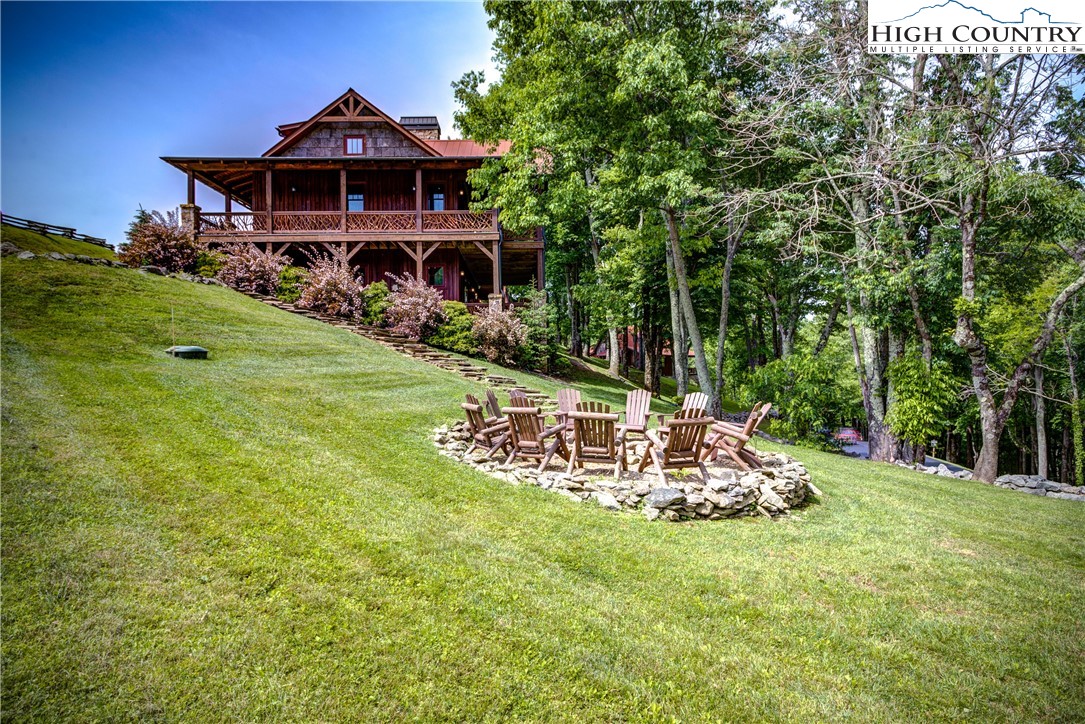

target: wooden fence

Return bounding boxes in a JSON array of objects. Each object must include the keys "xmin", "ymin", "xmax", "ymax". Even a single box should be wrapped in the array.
[{"xmin": 1, "ymin": 212, "xmax": 111, "ymax": 248}]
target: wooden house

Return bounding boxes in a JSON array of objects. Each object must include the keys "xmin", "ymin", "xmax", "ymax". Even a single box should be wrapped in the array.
[{"xmin": 162, "ymin": 89, "xmax": 543, "ymax": 306}]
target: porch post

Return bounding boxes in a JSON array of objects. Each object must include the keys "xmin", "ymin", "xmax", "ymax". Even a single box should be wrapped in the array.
[
  {"xmin": 224, "ymin": 192, "xmax": 232, "ymax": 223},
  {"xmin": 415, "ymin": 168, "xmax": 423, "ymax": 232},
  {"xmin": 186, "ymin": 171, "xmax": 195, "ymax": 205},
  {"xmin": 492, "ymin": 240, "xmax": 501, "ymax": 297},
  {"xmin": 415, "ymin": 241, "xmax": 424, "ymax": 280},
  {"xmin": 265, "ymin": 169, "xmax": 273, "ymax": 233},
  {"xmin": 536, "ymin": 247, "xmax": 544, "ymax": 292},
  {"xmin": 181, "ymin": 171, "xmax": 200, "ymax": 235},
  {"xmin": 340, "ymin": 168, "xmax": 347, "ymax": 232}
]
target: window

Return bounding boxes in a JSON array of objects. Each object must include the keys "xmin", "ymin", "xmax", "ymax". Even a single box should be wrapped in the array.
[
  {"xmin": 344, "ymin": 136, "xmax": 366, "ymax": 155},
  {"xmin": 427, "ymin": 266, "xmax": 444, "ymax": 286},
  {"xmin": 428, "ymin": 184, "xmax": 445, "ymax": 211},
  {"xmin": 347, "ymin": 193, "xmax": 365, "ymax": 212}
]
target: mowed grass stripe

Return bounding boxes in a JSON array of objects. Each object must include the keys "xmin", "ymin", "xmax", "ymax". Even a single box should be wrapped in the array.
[{"xmin": 2, "ymin": 259, "xmax": 1083, "ymax": 721}]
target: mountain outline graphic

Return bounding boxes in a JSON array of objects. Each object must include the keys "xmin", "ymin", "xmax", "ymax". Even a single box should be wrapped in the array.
[{"xmin": 883, "ymin": 0, "xmax": 1075, "ymax": 25}]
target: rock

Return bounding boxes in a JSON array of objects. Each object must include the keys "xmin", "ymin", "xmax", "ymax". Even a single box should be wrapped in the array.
[
  {"xmin": 1019, "ymin": 487, "xmax": 1047, "ymax": 496},
  {"xmin": 643, "ymin": 507, "xmax": 661, "ymax": 521},
  {"xmin": 1, "ymin": 242, "xmax": 22, "ymax": 255},
  {"xmin": 758, "ymin": 483, "xmax": 786, "ymax": 510},
  {"xmin": 686, "ymin": 493, "xmax": 705, "ymax": 506},
  {"xmin": 661, "ymin": 509, "xmax": 681, "ymax": 522},
  {"xmin": 46, "ymin": 251, "xmax": 67, "ymax": 260},
  {"xmin": 806, "ymin": 482, "xmax": 823, "ymax": 497},
  {"xmin": 16, "ymin": 251, "xmax": 35, "ymax": 260},
  {"xmin": 556, "ymin": 489, "xmax": 583, "ymax": 503},
  {"xmin": 644, "ymin": 488, "xmax": 686, "ymax": 509},
  {"xmin": 695, "ymin": 502, "xmax": 714, "ymax": 516},
  {"xmin": 140, "ymin": 265, "xmax": 167, "ymax": 275},
  {"xmin": 1047, "ymin": 492, "xmax": 1085, "ymax": 502},
  {"xmin": 592, "ymin": 492, "xmax": 621, "ymax": 511}
]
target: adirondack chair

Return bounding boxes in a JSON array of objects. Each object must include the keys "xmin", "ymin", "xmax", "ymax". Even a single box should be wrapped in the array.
[
  {"xmin": 508, "ymin": 389, "xmax": 530, "ymax": 407},
  {"xmin": 567, "ymin": 401, "xmax": 628, "ymax": 479},
  {"xmin": 484, "ymin": 388, "xmax": 503, "ymax": 422},
  {"xmin": 657, "ymin": 391, "xmax": 710, "ymax": 428},
  {"xmin": 554, "ymin": 388, "xmax": 582, "ymax": 430},
  {"xmin": 502, "ymin": 406, "xmax": 570, "ymax": 472},
  {"xmin": 461, "ymin": 394, "xmax": 510, "ymax": 459},
  {"xmin": 702, "ymin": 402, "xmax": 772, "ymax": 470},
  {"xmin": 619, "ymin": 388, "xmax": 652, "ymax": 439},
  {"xmin": 638, "ymin": 409, "xmax": 714, "ymax": 485}
]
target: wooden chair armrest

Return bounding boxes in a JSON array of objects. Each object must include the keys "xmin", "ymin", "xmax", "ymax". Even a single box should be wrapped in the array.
[
  {"xmin": 539, "ymin": 423, "xmax": 567, "ymax": 440},
  {"xmin": 568, "ymin": 410, "xmax": 620, "ymax": 422},
  {"xmin": 481, "ymin": 420, "xmax": 510, "ymax": 435},
  {"xmin": 615, "ymin": 428, "xmax": 628, "ymax": 445},
  {"xmin": 644, "ymin": 429, "xmax": 666, "ymax": 448}
]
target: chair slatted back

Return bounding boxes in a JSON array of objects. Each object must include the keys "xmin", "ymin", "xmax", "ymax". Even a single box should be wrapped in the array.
[
  {"xmin": 509, "ymin": 389, "xmax": 530, "ymax": 407},
  {"xmin": 573, "ymin": 402, "xmax": 615, "ymax": 457},
  {"xmin": 504, "ymin": 406, "xmax": 545, "ymax": 453},
  {"xmin": 663, "ymin": 410, "xmax": 712, "ymax": 464},
  {"xmin": 485, "ymin": 389, "xmax": 503, "ymax": 420},
  {"xmin": 557, "ymin": 388, "xmax": 582, "ymax": 416},
  {"xmin": 682, "ymin": 392, "xmax": 709, "ymax": 416},
  {"xmin": 624, "ymin": 389, "xmax": 651, "ymax": 430},
  {"xmin": 462, "ymin": 394, "xmax": 489, "ymax": 438}
]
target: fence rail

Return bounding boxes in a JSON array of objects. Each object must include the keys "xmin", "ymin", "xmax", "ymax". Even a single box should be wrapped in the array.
[
  {"xmin": 195, "ymin": 210, "xmax": 498, "ymax": 235},
  {"xmin": 1, "ymin": 212, "xmax": 110, "ymax": 248}
]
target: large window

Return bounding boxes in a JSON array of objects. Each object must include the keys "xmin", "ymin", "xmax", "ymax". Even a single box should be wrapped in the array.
[
  {"xmin": 427, "ymin": 184, "xmax": 445, "ymax": 211},
  {"xmin": 344, "ymin": 136, "xmax": 366, "ymax": 156},
  {"xmin": 427, "ymin": 266, "xmax": 444, "ymax": 286},
  {"xmin": 347, "ymin": 193, "xmax": 365, "ymax": 212}
]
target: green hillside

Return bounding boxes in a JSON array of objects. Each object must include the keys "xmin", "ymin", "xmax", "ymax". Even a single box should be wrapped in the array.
[
  {"xmin": 2, "ymin": 258, "xmax": 1083, "ymax": 721},
  {"xmin": 1, "ymin": 223, "xmax": 115, "ymax": 259}
]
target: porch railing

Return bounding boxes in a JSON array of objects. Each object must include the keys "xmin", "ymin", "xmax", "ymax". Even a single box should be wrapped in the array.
[
  {"xmin": 347, "ymin": 211, "xmax": 415, "ymax": 232},
  {"xmin": 198, "ymin": 210, "xmax": 500, "ymax": 235},
  {"xmin": 199, "ymin": 212, "xmax": 263, "ymax": 233},
  {"xmin": 422, "ymin": 211, "xmax": 495, "ymax": 231}
]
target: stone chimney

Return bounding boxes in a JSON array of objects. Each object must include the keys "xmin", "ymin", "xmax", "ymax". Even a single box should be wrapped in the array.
[{"xmin": 399, "ymin": 116, "xmax": 441, "ymax": 141}]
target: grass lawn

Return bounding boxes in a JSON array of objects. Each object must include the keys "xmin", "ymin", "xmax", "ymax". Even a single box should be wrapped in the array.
[
  {"xmin": 3, "ymin": 258, "xmax": 1083, "ymax": 721},
  {"xmin": 1, "ymin": 224, "xmax": 116, "ymax": 259}
]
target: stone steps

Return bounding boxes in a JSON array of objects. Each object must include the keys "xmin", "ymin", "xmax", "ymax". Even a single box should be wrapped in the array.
[{"xmin": 251, "ymin": 297, "xmax": 558, "ymax": 409}]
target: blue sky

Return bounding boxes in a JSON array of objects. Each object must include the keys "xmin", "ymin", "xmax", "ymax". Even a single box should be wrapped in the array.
[{"xmin": 1, "ymin": 1, "xmax": 497, "ymax": 247}]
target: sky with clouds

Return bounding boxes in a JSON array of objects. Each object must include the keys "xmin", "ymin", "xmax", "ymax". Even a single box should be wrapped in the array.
[{"xmin": 1, "ymin": 1, "xmax": 498, "ymax": 247}]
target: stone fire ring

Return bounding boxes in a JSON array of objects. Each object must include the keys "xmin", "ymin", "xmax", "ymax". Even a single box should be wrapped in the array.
[{"xmin": 434, "ymin": 421, "xmax": 821, "ymax": 522}]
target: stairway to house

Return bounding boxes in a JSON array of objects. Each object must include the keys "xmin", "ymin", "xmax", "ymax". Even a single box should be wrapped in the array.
[{"xmin": 249, "ymin": 293, "xmax": 559, "ymax": 410}]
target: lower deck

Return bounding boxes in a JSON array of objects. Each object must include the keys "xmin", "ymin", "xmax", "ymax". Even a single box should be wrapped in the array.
[{"xmin": 212, "ymin": 236, "xmax": 543, "ymax": 303}]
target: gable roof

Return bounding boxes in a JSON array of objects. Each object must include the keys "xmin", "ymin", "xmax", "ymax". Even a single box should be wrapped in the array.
[{"xmin": 263, "ymin": 88, "xmax": 438, "ymax": 158}]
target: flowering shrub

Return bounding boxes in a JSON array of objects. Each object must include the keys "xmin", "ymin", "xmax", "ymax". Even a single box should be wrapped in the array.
[
  {"xmin": 216, "ymin": 243, "xmax": 287, "ymax": 295},
  {"xmin": 194, "ymin": 250, "xmax": 227, "ymax": 278},
  {"xmin": 118, "ymin": 208, "xmax": 202, "ymax": 272},
  {"xmin": 360, "ymin": 281, "xmax": 391, "ymax": 326},
  {"xmin": 473, "ymin": 305, "xmax": 526, "ymax": 366},
  {"xmin": 426, "ymin": 302, "xmax": 478, "ymax": 355},
  {"xmin": 277, "ymin": 265, "xmax": 308, "ymax": 304},
  {"xmin": 385, "ymin": 273, "xmax": 447, "ymax": 340},
  {"xmin": 294, "ymin": 251, "xmax": 366, "ymax": 319}
]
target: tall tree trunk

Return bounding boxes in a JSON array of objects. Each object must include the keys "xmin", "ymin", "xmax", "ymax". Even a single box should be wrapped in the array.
[
  {"xmin": 665, "ymin": 241, "xmax": 689, "ymax": 397},
  {"xmin": 1065, "ymin": 330, "xmax": 1083, "ymax": 486},
  {"xmin": 1034, "ymin": 365, "xmax": 1047, "ymax": 478},
  {"xmin": 813, "ymin": 296, "xmax": 842, "ymax": 357},
  {"xmin": 642, "ymin": 298, "xmax": 662, "ymax": 395},
  {"xmin": 566, "ymin": 264, "xmax": 582, "ymax": 357},
  {"xmin": 662, "ymin": 207, "xmax": 712, "ymax": 396},
  {"xmin": 711, "ymin": 232, "xmax": 740, "ymax": 417},
  {"xmin": 583, "ymin": 169, "xmax": 620, "ymax": 377}
]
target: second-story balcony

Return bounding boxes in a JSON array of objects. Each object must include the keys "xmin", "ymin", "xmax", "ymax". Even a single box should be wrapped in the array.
[{"xmin": 197, "ymin": 209, "xmax": 498, "ymax": 237}]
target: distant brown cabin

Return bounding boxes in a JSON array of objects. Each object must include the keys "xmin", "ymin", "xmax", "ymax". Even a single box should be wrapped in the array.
[{"xmin": 162, "ymin": 88, "xmax": 543, "ymax": 306}]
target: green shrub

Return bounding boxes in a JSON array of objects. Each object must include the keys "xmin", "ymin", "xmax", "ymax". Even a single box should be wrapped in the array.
[
  {"xmin": 194, "ymin": 250, "xmax": 226, "ymax": 279},
  {"xmin": 426, "ymin": 302, "xmax": 479, "ymax": 355},
  {"xmin": 885, "ymin": 352, "xmax": 960, "ymax": 447},
  {"xmin": 277, "ymin": 265, "xmax": 308, "ymax": 304},
  {"xmin": 514, "ymin": 289, "xmax": 565, "ymax": 373},
  {"xmin": 740, "ymin": 352, "xmax": 845, "ymax": 448},
  {"xmin": 360, "ymin": 281, "xmax": 391, "ymax": 326}
]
